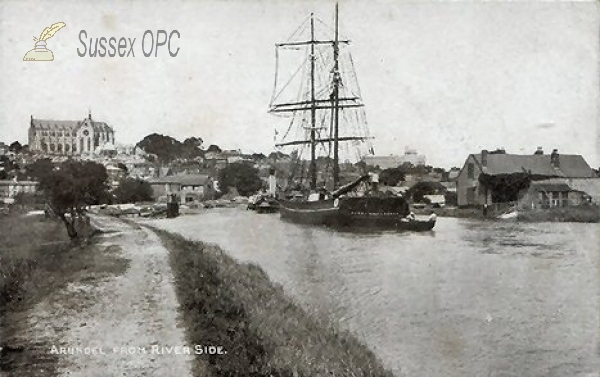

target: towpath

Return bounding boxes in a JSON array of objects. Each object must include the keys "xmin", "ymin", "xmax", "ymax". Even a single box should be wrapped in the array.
[{"xmin": 8, "ymin": 216, "xmax": 193, "ymax": 377}]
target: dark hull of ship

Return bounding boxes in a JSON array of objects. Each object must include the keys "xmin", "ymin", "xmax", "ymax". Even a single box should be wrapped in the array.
[{"xmin": 278, "ymin": 197, "xmax": 435, "ymax": 231}]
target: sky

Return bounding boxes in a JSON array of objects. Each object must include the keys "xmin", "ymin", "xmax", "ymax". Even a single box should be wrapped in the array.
[{"xmin": 0, "ymin": 0, "xmax": 598, "ymax": 169}]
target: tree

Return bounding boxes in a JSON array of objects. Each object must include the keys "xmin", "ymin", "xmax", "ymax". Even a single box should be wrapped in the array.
[
  {"xmin": 9, "ymin": 141, "xmax": 22, "ymax": 154},
  {"xmin": 251, "ymin": 153, "xmax": 266, "ymax": 161},
  {"xmin": 34, "ymin": 161, "xmax": 109, "ymax": 240},
  {"xmin": 0, "ymin": 155, "xmax": 19, "ymax": 179},
  {"xmin": 113, "ymin": 178, "xmax": 153, "ymax": 204},
  {"xmin": 379, "ymin": 167, "xmax": 405, "ymax": 186},
  {"xmin": 406, "ymin": 181, "xmax": 446, "ymax": 203},
  {"xmin": 24, "ymin": 158, "xmax": 54, "ymax": 181},
  {"xmin": 206, "ymin": 144, "xmax": 222, "ymax": 153},
  {"xmin": 136, "ymin": 133, "xmax": 182, "ymax": 163},
  {"xmin": 218, "ymin": 163, "xmax": 262, "ymax": 197}
]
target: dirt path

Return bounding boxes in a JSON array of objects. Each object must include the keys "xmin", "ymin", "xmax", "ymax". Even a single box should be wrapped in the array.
[{"xmin": 11, "ymin": 216, "xmax": 193, "ymax": 377}]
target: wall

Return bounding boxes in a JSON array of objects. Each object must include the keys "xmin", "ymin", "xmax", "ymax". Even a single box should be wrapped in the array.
[{"xmin": 456, "ymin": 155, "xmax": 488, "ymax": 207}]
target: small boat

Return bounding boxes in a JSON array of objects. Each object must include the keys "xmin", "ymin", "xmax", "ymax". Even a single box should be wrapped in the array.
[{"xmin": 247, "ymin": 194, "xmax": 279, "ymax": 214}]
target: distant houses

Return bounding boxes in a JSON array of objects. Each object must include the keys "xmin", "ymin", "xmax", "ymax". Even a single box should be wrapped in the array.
[
  {"xmin": 0, "ymin": 179, "xmax": 38, "ymax": 204},
  {"xmin": 456, "ymin": 148, "xmax": 599, "ymax": 209},
  {"xmin": 363, "ymin": 147, "xmax": 426, "ymax": 169}
]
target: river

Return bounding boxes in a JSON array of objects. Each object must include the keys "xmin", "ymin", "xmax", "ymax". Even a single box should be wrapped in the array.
[{"xmin": 146, "ymin": 208, "xmax": 599, "ymax": 377}]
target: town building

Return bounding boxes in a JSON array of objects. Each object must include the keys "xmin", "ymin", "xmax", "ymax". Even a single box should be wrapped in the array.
[
  {"xmin": 146, "ymin": 174, "xmax": 215, "ymax": 204},
  {"xmin": 456, "ymin": 148, "xmax": 597, "ymax": 207},
  {"xmin": 28, "ymin": 112, "xmax": 115, "ymax": 156},
  {"xmin": 0, "ymin": 179, "xmax": 38, "ymax": 204},
  {"xmin": 363, "ymin": 155, "xmax": 402, "ymax": 169},
  {"xmin": 364, "ymin": 147, "xmax": 426, "ymax": 169},
  {"xmin": 399, "ymin": 147, "xmax": 426, "ymax": 166}
]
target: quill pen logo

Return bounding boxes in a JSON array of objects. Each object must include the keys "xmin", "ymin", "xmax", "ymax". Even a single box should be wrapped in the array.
[{"xmin": 23, "ymin": 22, "xmax": 66, "ymax": 61}]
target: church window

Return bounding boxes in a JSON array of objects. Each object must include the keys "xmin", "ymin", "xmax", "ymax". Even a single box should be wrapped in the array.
[
  {"xmin": 57, "ymin": 144, "xmax": 63, "ymax": 152},
  {"xmin": 65, "ymin": 144, "xmax": 70, "ymax": 152},
  {"xmin": 50, "ymin": 144, "xmax": 55, "ymax": 152},
  {"xmin": 72, "ymin": 144, "xmax": 77, "ymax": 152}
]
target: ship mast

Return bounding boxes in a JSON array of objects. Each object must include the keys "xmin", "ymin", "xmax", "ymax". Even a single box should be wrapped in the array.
[
  {"xmin": 309, "ymin": 13, "xmax": 317, "ymax": 190},
  {"xmin": 332, "ymin": 3, "xmax": 340, "ymax": 188},
  {"xmin": 270, "ymin": 4, "xmax": 369, "ymax": 191}
]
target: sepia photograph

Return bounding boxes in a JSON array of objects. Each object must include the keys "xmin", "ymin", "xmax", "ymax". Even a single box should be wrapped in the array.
[{"xmin": 0, "ymin": 0, "xmax": 598, "ymax": 376}]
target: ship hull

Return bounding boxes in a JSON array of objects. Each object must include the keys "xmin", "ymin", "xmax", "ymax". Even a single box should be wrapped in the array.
[{"xmin": 279, "ymin": 197, "xmax": 435, "ymax": 231}]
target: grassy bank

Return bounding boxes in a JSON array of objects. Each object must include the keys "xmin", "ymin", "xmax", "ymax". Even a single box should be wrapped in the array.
[
  {"xmin": 0, "ymin": 214, "xmax": 128, "ymax": 375},
  {"xmin": 154, "ymin": 228, "xmax": 395, "ymax": 377},
  {"xmin": 517, "ymin": 205, "xmax": 600, "ymax": 223}
]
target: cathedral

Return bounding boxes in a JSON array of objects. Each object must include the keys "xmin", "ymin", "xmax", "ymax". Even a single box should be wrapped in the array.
[{"xmin": 28, "ymin": 112, "xmax": 115, "ymax": 156}]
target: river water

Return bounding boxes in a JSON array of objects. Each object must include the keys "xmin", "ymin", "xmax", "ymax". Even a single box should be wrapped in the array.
[{"xmin": 146, "ymin": 208, "xmax": 599, "ymax": 377}]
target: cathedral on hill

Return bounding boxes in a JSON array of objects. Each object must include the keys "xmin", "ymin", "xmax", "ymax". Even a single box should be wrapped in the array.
[{"xmin": 28, "ymin": 112, "xmax": 115, "ymax": 156}]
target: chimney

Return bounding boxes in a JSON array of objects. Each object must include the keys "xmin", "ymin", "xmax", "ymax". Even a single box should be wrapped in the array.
[
  {"xmin": 534, "ymin": 146, "xmax": 543, "ymax": 155},
  {"xmin": 550, "ymin": 149, "xmax": 559, "ymax": 168},
  {"xmin": 481, "ymin": 149, "xmax": 488, "ymax": 167}
]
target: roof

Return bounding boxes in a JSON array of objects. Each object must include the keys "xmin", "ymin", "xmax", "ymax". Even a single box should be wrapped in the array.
[
  {"xmin": 471, "ymin": 153, "xmax": 595, "ymax": 178},
  {"xmin": 147, "ymin": 174, "xmax": 210, "ymax": 186},
  {"xmin": 530, "ymin": 182, "xmax": 572, "ymax": 192},
  {"xmin": 31, "ymin": 117, "xmax": 114, "ymax": 133}
]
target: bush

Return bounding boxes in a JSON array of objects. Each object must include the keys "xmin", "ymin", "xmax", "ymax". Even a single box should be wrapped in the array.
[
  {"xmin": 113, "ymin": 178, "xmax": 153, "ymax": 204},
  {"xmin": 218, "ymin": 163, "xmax": 263, "ymax": 197}
]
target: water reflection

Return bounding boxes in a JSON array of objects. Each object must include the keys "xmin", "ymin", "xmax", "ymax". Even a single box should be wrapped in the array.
[{"xmin": 147, "ymin": 209, "xmax": 599, "ymax": 377}]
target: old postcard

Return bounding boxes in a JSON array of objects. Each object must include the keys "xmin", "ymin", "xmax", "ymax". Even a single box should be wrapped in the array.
[{"xmin": 0, "ymin": 1, "xmax": 598, "ymax": 376}]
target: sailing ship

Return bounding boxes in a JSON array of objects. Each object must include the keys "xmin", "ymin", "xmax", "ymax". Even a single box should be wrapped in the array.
[{"xmin": 268, "ymin": 4, "xmax": 435, "ymax": 231}]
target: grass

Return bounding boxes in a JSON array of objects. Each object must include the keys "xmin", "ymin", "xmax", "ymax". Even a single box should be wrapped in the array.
[
  {"xmin": 154, "ymin": 227, "xmax": 395, "ymax": 377},
  {"xmin": 0, "ymin": 213, "xmax": 129, "ymax": 376},
  {"xmin": 517, "ymin": 204, "xmax": 600, "ymax": 223}
]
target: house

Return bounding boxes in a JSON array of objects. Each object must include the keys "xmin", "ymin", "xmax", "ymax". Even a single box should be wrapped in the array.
[
  {"xmin": 105, "ymin": 164, "xmax": 126, "ymax": 188},
  {"xmin": 457, "ymin": 148, "xmax": 597, "ymax": 207},
  {"xmin": 518, "ymin": 180, "xmax": 592, "ymax": 210},
  {"xmin": 0, "ymin": 179, "xmax": 38, "ymax": 204},
  {"xmin": 146, "ymin": 174, "xmax": 215, "ymax": 204}
]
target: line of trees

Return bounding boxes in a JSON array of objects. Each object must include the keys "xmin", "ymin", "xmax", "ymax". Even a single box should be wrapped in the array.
[{"xmin": 24, "ymin": 159, "xmax": 153, "ymax": 240}]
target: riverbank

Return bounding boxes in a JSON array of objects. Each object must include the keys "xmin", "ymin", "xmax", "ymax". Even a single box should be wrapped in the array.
[
  {"xmin": 0, "ymin": 214, "xmax": 127, "ymax": 375},
  {"xmin": 413, "ymin": 206, "xmax": 484, "ymax": 219},
  {"xmin": 517, "ymin": 205, "xmax": 600, "ymax": 223},
  {"xmin": 153, "ymin": 227, "xmax": 395, "ymax": 377},
  {"xmin": 415, "ymin": 205, "xmax": 599, "ymax": 223}
]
